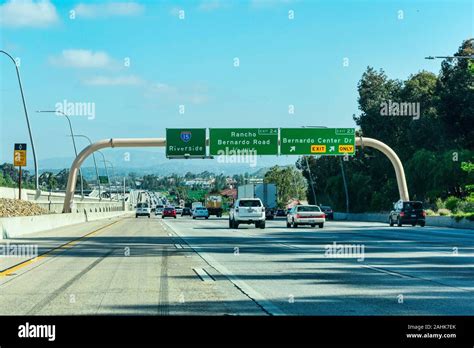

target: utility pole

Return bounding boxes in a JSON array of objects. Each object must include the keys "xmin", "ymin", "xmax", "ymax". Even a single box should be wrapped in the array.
[{"xmin": 303, "ymin": 155, "xmax": 317, "ymax": 205}]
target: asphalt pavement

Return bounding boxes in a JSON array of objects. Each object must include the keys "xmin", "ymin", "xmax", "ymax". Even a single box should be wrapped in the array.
[{"xmin": 0, "ymin": 214, "xmax": 473, "ymax": 315}]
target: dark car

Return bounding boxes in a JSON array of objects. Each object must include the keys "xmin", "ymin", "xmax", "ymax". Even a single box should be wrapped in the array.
[
  {"xmin": 162, "ymin": 207, "xmax": 177, "ymax": 219},
  {"xmin": 181, "ymin": 207, "xmax": 192, "ymax": 216},
  {"xmin": 265, "ymin": 208, "xmax": 275, "ymax": 220},
  {"xmin": 320, "ymin": 206, "xmax": 334, "ymax": 220},
  {"xmin": 275, "ymin": 209, "xmax": 287, "ymax": 217},
  {"xmin": 389, "ymin": 201, "xmax": 426, "ymax": 227}
]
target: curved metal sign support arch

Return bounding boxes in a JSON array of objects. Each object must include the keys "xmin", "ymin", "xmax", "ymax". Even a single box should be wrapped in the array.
[{"xmin": 62, "ymin": 136, "xmax": 409, "ymax": 213}]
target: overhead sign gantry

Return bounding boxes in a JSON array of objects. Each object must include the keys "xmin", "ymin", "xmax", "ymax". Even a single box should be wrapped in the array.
[
  {"xmin": 62, "ymin": 133, "xmax": 409, "ymax": 213},
  {"xmin": 166, "ymin": 127, "xmax": 356, "ymax": 157}
]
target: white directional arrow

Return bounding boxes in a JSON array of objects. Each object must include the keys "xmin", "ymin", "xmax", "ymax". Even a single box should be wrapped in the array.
[
  {"xmin": 290, "ymin": 146, "xmax": 296, "ymax": 152},
  {"xmin": 330, "ymin": 146, "xmax": 335, "ymax": 152}
]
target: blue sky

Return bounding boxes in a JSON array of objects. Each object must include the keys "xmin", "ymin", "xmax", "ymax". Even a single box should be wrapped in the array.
[{"xmin": 0, "ymin": 0, "xmax": 472, "ymax": 170}]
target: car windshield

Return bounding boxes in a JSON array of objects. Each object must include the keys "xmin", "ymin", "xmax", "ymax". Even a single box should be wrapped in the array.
[
  {"xmin": 196, "ymin": 207, "xmax": 206, "ymax": 210},
  {"xmin": 164, "ymin": 208, "xmax": 174, "ymax": 211},
  {"xmin": 404, "ymin": 202, "xmax": 423, "ymax": 210},
  {"xmin": 321, "ymin": 206, "xmax": 331, "ymax": 210},
  {"xmin": 239, "ymin": 200, "xmax": 261, "ymax": 207},
  {"xmin": 297, "ymin": 206, "xmax": 321, "ymax": 212},
  {"xmin": 137, "ymin": 203, "xmax": 148, "ymax": 208}
]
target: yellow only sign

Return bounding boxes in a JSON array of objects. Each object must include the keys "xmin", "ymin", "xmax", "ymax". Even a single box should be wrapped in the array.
[
  {"xmin": 338, "ymin": 145, "xmax": 354, "ymax": 153},
  {"xmin": 14, "ymin": 150, "xmax": 26, "ymax": 166}
]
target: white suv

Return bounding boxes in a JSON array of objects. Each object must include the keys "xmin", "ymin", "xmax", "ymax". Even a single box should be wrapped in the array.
[{"xmin": 229, "ymin": 198, "xmax": 265, "ymax": 229}]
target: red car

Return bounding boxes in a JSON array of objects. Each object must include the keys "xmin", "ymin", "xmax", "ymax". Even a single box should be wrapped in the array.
[{"xmin": 162, "ymin": 207, "xmax": 177, "ymax": 219}]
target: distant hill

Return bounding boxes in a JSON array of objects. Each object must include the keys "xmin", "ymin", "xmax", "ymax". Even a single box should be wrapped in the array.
[{"xmin": 33, "ymin": 149, "xmax": 296, "ymax": 179}]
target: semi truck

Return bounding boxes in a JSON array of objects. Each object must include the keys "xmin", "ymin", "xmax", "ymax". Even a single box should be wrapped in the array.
[
  {"xmin": 205, "ymin": 195, "xmax": 223, "ymax": 217},
  {"xmin": 237, "ymin": 183, "xmax": 277, "ymax": 219}
]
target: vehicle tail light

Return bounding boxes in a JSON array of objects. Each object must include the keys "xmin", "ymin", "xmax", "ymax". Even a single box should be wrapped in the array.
[
  {"xmin": 422, "ymin": 211, "xmax": 426, "ymax": 217},
  {"xmin": 322, "ymin": 213, "xmax": 326, "ymax": 219},
  {"xmin": 400, "ymin": 212, "xmax": 405, "ymax": 217},
  {"xmin": 296, "ymin": 214, "xmax": 301, "ymax": 219}
]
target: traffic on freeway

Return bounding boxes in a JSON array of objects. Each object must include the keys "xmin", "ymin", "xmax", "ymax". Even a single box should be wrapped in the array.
[{"xmin": 0, "ymin": 0, "xmax": 473, "ymax": 346}]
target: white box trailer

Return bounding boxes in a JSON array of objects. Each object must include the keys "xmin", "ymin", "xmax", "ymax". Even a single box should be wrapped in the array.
[{"xmin": 237, "ymin": 183, "xmax": 277, "ymax": 219}]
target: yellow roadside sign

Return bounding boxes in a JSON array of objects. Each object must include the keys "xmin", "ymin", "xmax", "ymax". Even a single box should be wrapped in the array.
[{"xmin": 14, "ymin": 143, "xmax": 27, "ymax": 166}]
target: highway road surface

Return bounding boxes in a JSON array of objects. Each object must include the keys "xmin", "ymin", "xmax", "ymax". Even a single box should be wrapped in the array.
[{"xmin": 0, "ymin": 215, "xmax": 473, "ymax": 315}]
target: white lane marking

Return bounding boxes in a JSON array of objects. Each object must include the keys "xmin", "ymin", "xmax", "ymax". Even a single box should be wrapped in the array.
[
  {"xmin": 193, "ymin": 268, "xmax": 214, "ymax": 282},
  {"xmin": 175, "ymin": 244, "xmax": 183, "ymax": 249},
  {"xmin": 162, "ymin": 219, "xmax": 286, "ymax": 316}
]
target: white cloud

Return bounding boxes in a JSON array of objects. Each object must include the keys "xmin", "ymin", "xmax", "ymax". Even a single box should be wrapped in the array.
[
  {"xmin": 145, "ymin": 82, "xmax": 209, "ymax": 105},
  {"xmin": 73, "ymin": 2, "xmax": 144, "ymax": 18},
  {"xmin": 82, "ymin": 75, "xmax": 144, "ymax": 86},
  {"xmin": 49, "ymin": 49, "xmax": 115, "ymax": 69},
  {"xmin": 79, "ymin": 73, "xmax": 209, "ymax": 104},
  {"xmin": 0, "ymin": 0, "xmax": 59, "ymax": 28}
]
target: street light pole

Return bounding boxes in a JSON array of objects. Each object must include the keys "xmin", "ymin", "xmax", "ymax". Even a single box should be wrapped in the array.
[
  {"xmin": 71, "ymin": 135, "xmax": 101, "ymax": 200},
  {"xmin": 96, "ymin": 151, "xmax": 113, "ymax": 201},
  {"xmin": 1, "ymin": 50, "xmax": 39, "ymax": 192},
  {"xmin": 303, "ymin": 155, "xmax": 317, "ymax": 205},
  {"xmin": 339, "ymin": 157, "xmax": 350, "ymax": 213},
  {"xmin": 105, "ymin": 160, "xmax": 119, "ymax": 201},
  {"xmin": 36, "ymin": 110, "xmax": 84, "ymax": 198},
  {"xmin": 425, "ymin": 55, "xmax": 474, "ymax": 60}
]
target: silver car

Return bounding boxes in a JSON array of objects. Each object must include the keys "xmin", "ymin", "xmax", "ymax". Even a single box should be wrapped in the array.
[{"xmin": 287, "ymin": 205, "xmax": 325, "ymax": 228}]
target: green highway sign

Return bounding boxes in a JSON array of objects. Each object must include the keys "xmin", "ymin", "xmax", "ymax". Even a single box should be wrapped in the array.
[
  {"xmin": 209, "ymin": 128, "xmax": 278, "ymax": 155},
  {"xmin": 166, "ymin": 128, "xmax": 207, "ymax": 158},
  {"xmin": 280, "ymin": 128, "xmax": 356, "ymax": 155}
]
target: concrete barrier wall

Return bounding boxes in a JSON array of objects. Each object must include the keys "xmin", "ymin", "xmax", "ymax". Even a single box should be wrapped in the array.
[
  {"xmin": 0, "ymin": 211, "xmax": 131, "ymax": 240},
  {"xmin": 334, "ymin": 212, "xmax": 474, "ymax": 230},
  {"xmin": 0, "ymin": 187, "xmax": 125, "ymax": 213}
]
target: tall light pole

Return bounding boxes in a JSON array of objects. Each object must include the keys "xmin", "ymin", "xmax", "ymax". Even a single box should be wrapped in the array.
[
  {"xmin": 425, "ymin": 55, "xmax": 474, "ymax": 60},
  {"xmin": 339, "ymin": 157, "xmax": 350, "ymax": 213},
  {"xmin": 71, "ymin": 134, "xmax": 101, "ymax": 200},
  {"xmin": 105, "ymin": 160, "xmax": 119, "ymax": 201},
  {"xmin": 303, "ymin": 155, "xmax": 317, "ymax": 205},
  {"xmin": 1, "ymin": 50, "xmax": 39, "ymax": 192},
  {"xmin": 36, "ymin": 110, "xmax": 84, "ymax": 198},
  {"xmin": 96, "ymin": 150, "xmax": 113, "ymax": 201}
]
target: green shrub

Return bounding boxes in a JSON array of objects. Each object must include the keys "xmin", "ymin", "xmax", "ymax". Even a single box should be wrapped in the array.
[
  {"xmin": 452, "ymin": 212, "xmax": 474, "ymax": 221},
  {"xmin": 438, "ymin": 208, "xmax": 451, "ymax": 216},
  {"xmin": 458, "ymin": 200, "xmax": 474, "ymax": 213},
  {"xmin": 434, "ymin": 198, "xmax": 445, "ymax": 210},
  {"xmin": 425, "ymin": 209, "xmax": 436, "ymax": 216},
  {"xmin": 445, "ymin": 196, "xmax": 461, "ymax": 213}
]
